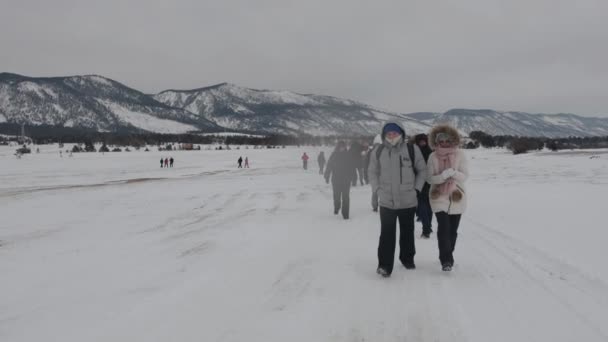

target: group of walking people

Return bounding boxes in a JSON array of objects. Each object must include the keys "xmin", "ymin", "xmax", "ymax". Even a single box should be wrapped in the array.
[
  {"xmin": 160, "ymin": 157, "xmax": 174, "ymax": 168},
  {"xmin": 319, "ymin": 122, "xmax": 468, "ymax": 275},
  {"xmin": 237, "ymin": 156, "xmax": 250, "ymax": 168}
]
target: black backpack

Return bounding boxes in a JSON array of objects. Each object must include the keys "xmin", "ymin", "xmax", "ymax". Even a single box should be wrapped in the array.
[{"xmin": 375, "ymin": 143, "xmax": 416, "ymax": 177}]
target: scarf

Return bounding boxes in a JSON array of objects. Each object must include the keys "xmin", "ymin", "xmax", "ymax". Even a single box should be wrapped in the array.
[{"xmin": 434, "ymin": 146, "xmax": 458, "ymax": 195}]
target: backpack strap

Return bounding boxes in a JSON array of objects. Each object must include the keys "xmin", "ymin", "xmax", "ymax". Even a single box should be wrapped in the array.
[{"xmin": 407, "ymin": 143, "xmax": 416, "ymax": 175}]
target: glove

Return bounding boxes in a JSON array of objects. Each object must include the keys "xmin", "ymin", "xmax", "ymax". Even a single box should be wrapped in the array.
[{"xmin": 441, "ymin": 168, "xmax": 456, "ymax": 180}]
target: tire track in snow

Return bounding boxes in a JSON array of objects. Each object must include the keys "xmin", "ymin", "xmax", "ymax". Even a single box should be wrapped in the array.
[
  {"xmin": 265, "ymin": 259, "xmax": 314, "ymax": 312},
  {"xmin": 464, "ymin": 217, "xmax": 608, "ymax": 341}
]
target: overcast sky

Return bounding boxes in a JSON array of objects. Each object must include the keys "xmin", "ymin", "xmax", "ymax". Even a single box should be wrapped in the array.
[{"xmin": 1, "ymin": 0, "xmax": 607, "ymax": 116}]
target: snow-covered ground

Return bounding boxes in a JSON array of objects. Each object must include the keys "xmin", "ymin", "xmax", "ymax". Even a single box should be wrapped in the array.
[{"xmin": 1, "ymin": 146, "xmax": 608, "ymax": 341}]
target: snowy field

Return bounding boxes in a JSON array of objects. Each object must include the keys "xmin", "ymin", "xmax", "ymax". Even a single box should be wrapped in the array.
[{"xmin": 1, "ymin": 145, "xmax": 608, "ymax": 342}]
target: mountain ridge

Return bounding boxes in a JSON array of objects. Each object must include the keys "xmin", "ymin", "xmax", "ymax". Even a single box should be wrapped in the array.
[{"xmin": 3, "ymin": 72, "xmax": 608, "ymax": 137}]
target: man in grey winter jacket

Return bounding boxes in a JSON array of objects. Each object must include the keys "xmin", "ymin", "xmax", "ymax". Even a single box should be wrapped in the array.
[{"xmin": 368, "ymin": 122, "xmax": 427, "ymax": 277}]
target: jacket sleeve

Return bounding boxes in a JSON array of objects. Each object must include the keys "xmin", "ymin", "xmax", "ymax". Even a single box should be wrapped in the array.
[
  {"xmin": 426, "ymin": 153, "xmax": 446, "ymax": 185},
  {"xmin": 413, "ymin": 145, "xmax": 427, "ymax": 192},
  {"xmin": 368, "ymin": 147, "xmax": 380, "ymax": 192},
  {"xmin": 452, "ymin": 151, "xmax": 469, "ymax": 183}
]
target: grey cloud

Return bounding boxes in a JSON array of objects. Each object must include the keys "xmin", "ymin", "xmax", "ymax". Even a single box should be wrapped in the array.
[{"xmin": 1, "ymin": 0, "xmax": 607, "ymax": 116}]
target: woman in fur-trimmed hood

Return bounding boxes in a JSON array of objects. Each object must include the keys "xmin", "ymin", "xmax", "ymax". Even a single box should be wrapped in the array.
[{"xmin": 426, "ymin": 124, "xmax": 469, "ymax": 271}]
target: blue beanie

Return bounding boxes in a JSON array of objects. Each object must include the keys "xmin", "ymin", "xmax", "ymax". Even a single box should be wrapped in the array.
[{"xmin": 383, "ymin": 123, "xmax": 402, "ymax": 135}]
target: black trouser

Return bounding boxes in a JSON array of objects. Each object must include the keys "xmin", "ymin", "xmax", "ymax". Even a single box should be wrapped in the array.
[
  {"xmin": 435, "ymin": 212, "xmax": 462, "ymax": 266},
  {"xmin": 377, "ymin": 206, "xmax": 416, "ymax": 273},
  {"xmin": 416, "ymin": 194, "xmax": 433, "ymax": 234},
  {"xmin": 303, "ymin": 161, "xmax": 308, "ymax": 170},
  {"xmin": 319, "ymin": 163, "xmax": 325, "ymax": 174},
  {"xmin": 332, "ymin": 181, "xmax": 350, "ymax": 219}
]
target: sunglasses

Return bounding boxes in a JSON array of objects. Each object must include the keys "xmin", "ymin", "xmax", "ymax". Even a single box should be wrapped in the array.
[{"xmin": 435, "ymin": 133, "xmax": 453, "ymax": 144}]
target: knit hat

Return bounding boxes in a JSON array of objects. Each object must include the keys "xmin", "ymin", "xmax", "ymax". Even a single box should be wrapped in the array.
[{"xmin": 383, "ymin": 123, "xmax": 402, "ymax": 135}]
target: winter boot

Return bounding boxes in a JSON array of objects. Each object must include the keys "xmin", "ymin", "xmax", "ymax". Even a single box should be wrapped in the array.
[
  {"xmin": 403, "ymin": 262, "xmax": 416, "ymax": 270},
  {"xmin": 376, "ymin": 267, "xmax": 390, "ymax": 278}
]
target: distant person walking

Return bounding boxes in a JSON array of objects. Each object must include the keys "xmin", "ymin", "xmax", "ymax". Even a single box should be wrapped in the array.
[
  {"xmin": 349, "ymin": 141, "xmax": 366, "ymax": 186},
  {"xmin": 360, "ymin": 142, "xmax": 369, "ymax": 185},
  {"xmin": 324, "ymin": 141, "xmax": 356, "ymax": 220},
  {"xmin": 164, "ymin": 158, "xmax": 169, "ymax": 168},
  {"xmin": 244, "ymin": 157, "xmax": 250, "ymax": 168},
  {"xmin": 302, "ymin": 152, "xmax": 309, "ymax": 170},
  {"xmin": 170, "ymin": 157, "xmax": 174, "ymax": 168},
  {"xmin": 317, "ymin": 151, "xmax": 326, "ymax": 175},
  {"xmin": 414, "ymin": 134, "xmax": 434, "ymax": 239},
  {"xmin": 426, "ymin": 125, "xmax": 469, "ymax": 272},
  {"xmin": 238, "ymin": 156, "xmax": 243, "ymax": 168},
  {"xmin": 160, "ymin": 158, "xmax": 163, "ymax": 168},
  {"xmin": 366, "ymin": 134, "xmax": 383, "ymax": 212}
]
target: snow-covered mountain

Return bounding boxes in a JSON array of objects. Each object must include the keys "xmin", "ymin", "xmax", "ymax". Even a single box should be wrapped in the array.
[
  {"xmin": 154, "ymin": 83, "xmax": 430, "ymax": 136},
  {"xmin": 3, "ymin": 72, "xmax": 608, "ymax": 137},
  {"xmin": 414, "ymin": 109, "xmax": 608, "ymax": 138},
  {"xmin": 0, "ymin": 73, "xmax": 220, "ymax": 134}
]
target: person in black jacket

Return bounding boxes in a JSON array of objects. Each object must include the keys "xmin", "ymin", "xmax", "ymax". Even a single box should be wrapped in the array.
[
  {"xmin": 349, "ymin": 141, "xmax": 365, "ymax": 187},
  {"xmin": 414, "ymin": 133, "xmax": 434, "ymax": 238},
  {"xmin": 324, "ymin": 141, "xmax": 356, "ymax": 219},
  {"xmin": 317, "ymin": 151, "xmax": 326, "ymax": 175}
]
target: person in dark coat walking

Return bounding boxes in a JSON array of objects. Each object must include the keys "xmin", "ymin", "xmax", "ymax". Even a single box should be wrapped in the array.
[
  {"xmin": 164, "ymin": 158, "xmax": 169, "ymax": 168},
  {"xmin": 160, "ymin": 158, "xmax": 164, "ymax": 168},
  {"xmin": 170, "ymin": 157, "xmax": 174, "ymax": 168},
  {"xmin": 317, "ymin": 151, "xmax": 326, "ymax": 175},
  {"xmin": 414, "ymin": 134, "xmax": 434, "ymax": 238},
  {"xmin": 324, "ymin": 141, "xmax": 356, "ymax": 220},
  {"xmin": 349, "ymin": 141, "xmax": 365, "ymax": 186},
  {"xmin": 238, "ymin": 156, "xmax": 243, "ymax": 168},
  {"xmin": 360, "ymin": 142, "xmax": 370, "ymax": 185}
]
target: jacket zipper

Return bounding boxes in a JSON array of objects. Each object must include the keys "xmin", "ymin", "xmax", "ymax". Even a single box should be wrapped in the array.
[{"xmin": 399, "ymin": 156, "xmax": 403, "ymax": 184}]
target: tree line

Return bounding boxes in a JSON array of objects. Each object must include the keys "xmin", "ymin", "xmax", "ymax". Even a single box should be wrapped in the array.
[
  {"xmin": 467, "ymin": 131, "xmax": 608, "ymax": 154},
  {"xmin": 3, "ymin": 123, "xmax": 607, "ymax": 155},
  {"xmin": 0, "ymin": 123, "xmax": 372, "ymax": 148}
]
